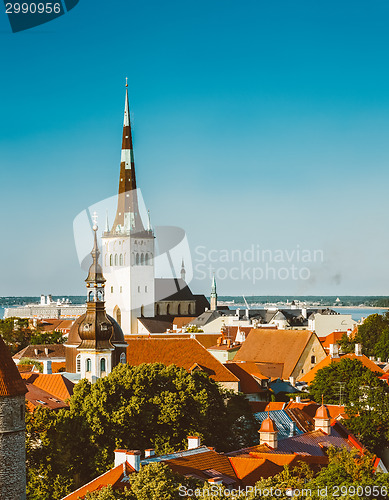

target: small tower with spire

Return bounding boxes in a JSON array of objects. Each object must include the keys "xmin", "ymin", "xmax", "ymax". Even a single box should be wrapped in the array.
[
  {"xmin": 210, "ymin": 274, "xmax": 217, "ymax": 311},
  {"xmin": 258, "ymin": 412, "xmax": 278, "ymax": 449},
  {"xmin": 67, "ymin": 214, "xmax": 128, "ymax": 381},
  {"xmin": 102, "ymin": 81, "xmax": 155, "ymax": 334},
  {"xmin": 314, "ymin": 396, "xmax": 331, "ymax": 434},
  {"xmin": 181, "ymin": 259, "xmax": 186, "ymax": 282}
]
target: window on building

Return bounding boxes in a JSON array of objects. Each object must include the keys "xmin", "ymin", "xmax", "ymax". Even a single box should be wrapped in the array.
[
  {"xmin": 109, "ymin": 254, "xmax": 113, "ymax": 266},
  {"xmin": 86, "ymin": 358, "xmax": 91, "ymax": 372},
  {"xmin": 145, "ymin": 253, "xmax": 149, "ymax": 265},
  {"xmin": 114, "ymin": 254, "xmax": 118, "ymax": 266},
  {"xmin": 120, "ymin": 352, "xmax": 126, "ymax": 364},
  {"xmin": 136, "ymin": 253, "xmax": 140, "ymax": 266},
  {"xmin": 140, "ymin": 253, "xmax": 144, "ymax": 266},
  {"xmin": 119, "ymin": 254, "xmax": 123, "ymax": 265},
  {"xmin": 100, "ymin": 358, "xmax": 106, "ymax": 374},
  {"xmin": 76, "ymin": 355, "xmax": 81, "ymax": 373},
  {"xmin": 138, "ymin": 286, "xmax": 140, "ymax": 293},
  {"xmin": 145, "ymin": 286, "xmax": 148, "ymax": 292},
  {"xmin": 120, "ymin": 286, "xmax": 122, "ymax": 293},
  {"xmin": 311, "ymin": 355, "xmax": 316, "ymax": 364},
  {"xmin": 111, "ymin": 286, "xmax": 113, "ymax": 293}
]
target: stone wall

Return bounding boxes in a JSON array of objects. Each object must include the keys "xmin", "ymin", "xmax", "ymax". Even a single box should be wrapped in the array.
[{"xmin": 0, "ymin": 395, "xmax": 26, "ymax": 500}]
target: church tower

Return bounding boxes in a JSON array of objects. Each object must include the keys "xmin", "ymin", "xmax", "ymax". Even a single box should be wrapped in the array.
[
  {"xmin": 210, "ymin": 274, "xmax": 217, "ymax": 311},
  {"xmin": 65, "ymin": 215, "xmax": 128, "ymax": 380},
  {"xmin": 102, "ymin": 82, "xmax": 155, "ymax": 334},
  {"xmin": 0, "ymin": 335, "xmax": 27, "ymax": 500}
]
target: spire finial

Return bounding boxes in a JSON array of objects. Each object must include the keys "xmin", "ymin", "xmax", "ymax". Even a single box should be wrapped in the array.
[
  {"xmin": 92, "ymin": 211, "xmax": 98, "ymax": 231},
  {"xmin": 322, "ymin": 394, "xmax": 324, "ymax": 406},
  {"xmin": 125, "ymin": 77, "xmax": 128, "ymax": 88}
]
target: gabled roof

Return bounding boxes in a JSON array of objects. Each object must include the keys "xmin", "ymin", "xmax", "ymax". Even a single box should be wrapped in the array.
[
  {"xmin": 223, "ymin": 363, "xmax": 267, "ymax": 394},
  {"xmin": 320, "ymin": 331, "xmax": 346, "ymax": 348},
  {"xmin": 128, "ymin": 333, "xmax": 221, "ymax": 349},
  {"xmin": 0, "ymin": 335, "xmax": 27, "ymax": 397},
  {"xmin": 137, "ymin": 317, "xmax": 173, "ymax": 333},
  {"xmin": 190, "ymin": 310, "xmax": 223, "ymax": 327},
  {"xmin": 125, "ymin": 338, "xmax": 239, "ymax": 383},
  {"xmin": 13, "ymin": 344, "xmax": 66, "ymax": 360},
  {"xmin": 229, "ymin": 456, "xmax": 284, "ymax": 486},
  {"xmin": 284, "ymin": 401, "xmax": 345, "ymax": 421},
  {"xmin": 62, "ymin": 461, "xmax": 136, "ymax": 499},
  {"xmin": 234, "ymin": 329, "xmax": 316, "ymax": 379},
  {"xmin": 172, "ymin": 317, "xmax": 197, "ymax": 328},
  {"xmin": 300, "ymin": 353, "xmax": 384, "ymax": 384},
  {"xmin": 254, "ymin": 410, "xmax": 303, "ymax": 441},
  {"xmin": 20, "ymin": 373, "xmax": 75, "ymax": 401}
]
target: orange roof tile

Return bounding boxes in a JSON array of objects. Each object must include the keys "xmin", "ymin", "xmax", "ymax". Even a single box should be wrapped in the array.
[
  {"xmin": 172, "ymin": 317, "xmax": 197, "ymax": 328},
  {"xmin": 125, "ymin": 338, "xmax": 239, "ymax": 383},
  {"xmin": 20, "ymin": 373, "xmax": 74, "ymax": 402},
  {"xmin": 234, "ymin": 329, "xmax": 317, "ymax": 379},
  {"xmin": 223, "ymin": 363, "xmax": 267, "ymax": 394},
  {"xmin": 321, "ymin": 331, "xmax": 346, "ymax": 348},
  {"xmin": 229, "ymin": 457, "xmax": 284, "ymax": 485},
  {"xmin": 300, "ymin": 353, "xmax": 384, "ymax": 384},
  {"xmin": 63, "ymin": 462, "xmax": 135, "ymax": 499},
  {"xmin": 0, "ymin": 335, "xmax": 27, "ymax": 397},
  {"xmin": 126, "ymin": 333, "xmax": 221, "ymax": 349},
  {"xmin": 249, "ymin": 402, "xmax": 285, "ymax": 412},
  {"xmin": 165, "ymin": 449, "xmax": 238, "ymax": 483}
]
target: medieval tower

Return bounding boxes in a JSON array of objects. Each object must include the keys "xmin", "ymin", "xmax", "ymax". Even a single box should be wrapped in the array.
[
  {"xmin": 0, "ymin": 335, "xmax": 27, "ymax": 500},
  {"xmin": 102, "ymin": 83, "xmax": 155, "ymax": 335}
]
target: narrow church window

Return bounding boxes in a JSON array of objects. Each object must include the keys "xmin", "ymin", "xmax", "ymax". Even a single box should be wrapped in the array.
[
  {"xmin": 111, "ymin": 286, "xmax": 114, "ymax": 293},
  {"xmin": 145, "ymin": 286, "xmax": 147, "ymax": 292},
  {"xmin": 120, "ymin": 286, "xmax": 122, "ymax": 293},
  {"xmin": 119, "ymin": 254, "xmax": 123, "ymax": 265},
  {"xmin": 114, "ymin": 254, "xmax": 118, "ymax": 266},
  {"xmin": 136, "ymin": 253, "xmax": 140, "ymax": 266},
  {"xmin": 76, "ymin": 355, "xmax": 81, "ymax": 373},
  {"xmin": 110, "ymin": 254, "xmax": 113, "ymax": 266},
  {"xmin": 100, "ymin": 358, "xmax": 106, "ymax": 374},
  {"xmin": 120, "ymin": 353, "xmax": 126, "ymax": 364},
  {"xmin": 140, "ymin": 253, "xmax": 144, "ymax": 266},
  {"xmin": 86, "ymin": 358, "xmax": 91, "ymax": 372},
  {"xmin": 138, "ymin": 286, "xmax": 140, "ymax": 293},
  {"xmin": 145, "ymin": 253, "xmax": 149, "ymax": 265},
  {"xmin": 311, "ymin": 355, "xmax": 316, "ymax": 364}
]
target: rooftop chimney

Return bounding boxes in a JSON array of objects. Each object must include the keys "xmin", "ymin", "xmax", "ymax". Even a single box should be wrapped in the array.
[
  {"xmin": 188, "ymin": 436, "xmax": 201, "ymax": 449},
  {"xmin": 301, "ymin": 308, "xmax": 307, "ymax": 319},
  {"xmin": 289, "ymin": 376, "xmax": 295, "ymax": 387},
  {"xmin": 145, "ymin": 449, "xmax": 155, "ymax": 458},
  {"xmin": 125, "ymin": 450, "xmax": 141, "ymax": 472},
  {"xmin": 43, "ymin": 360, "xmax": 52, "ymax": 375},
  {"xmin": 329, "ymin": 344, "xmax": 339, "ymax": 359},
  {"xmin": 355, "ymin": 344, "xmax": 362, "ymax": 356},
  {"xmin": 114, "ymin": 449, "xmax": 128, "ymax": 467},
  {"xmin": 295, "ymin": 396, "xmax": 301, "ymax": 403}
]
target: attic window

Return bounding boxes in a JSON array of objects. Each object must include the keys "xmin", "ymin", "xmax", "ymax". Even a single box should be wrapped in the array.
[
  {"xmin": 49, "ymin": 398, "xmax": 61, "ymax": 403},
  {"xmin": 36, "ymin": 400, "xmax": 47, "ymax": 405},
  {"xmin": 311, "ymin": 355, "xmax": 316, "ymax": 364},
  {"xmin": 189, "ymin": 363, "xmax": 203, "ymax": 374}
]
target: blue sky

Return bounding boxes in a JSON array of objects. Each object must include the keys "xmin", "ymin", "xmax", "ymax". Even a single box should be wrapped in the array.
[{"xmin": 1, "ymin": 0, "xmax": 389, "ymax": 296}]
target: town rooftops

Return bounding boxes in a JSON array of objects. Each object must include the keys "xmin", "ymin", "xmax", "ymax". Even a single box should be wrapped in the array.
[
  {"xmin": 300, "ymin": 352, "xmax": 384, "ymax": 384},
  {"xmin": 24, "ymin": 382, "xmax": 69, "ymax": 411},
  {"xmin": 0, "ymin": 335, "xmax": 27, "ymax": 397},
  {"xmin": 125, "ymin": 338, "xmax": 239, "ymax": 384},
  {"xmin": 13, "ymin": 343, "xmax": 66, "ymax": 361},
  {"xmin": 20, "ymin": 373, "xmax": 75, "ymax": 402}
]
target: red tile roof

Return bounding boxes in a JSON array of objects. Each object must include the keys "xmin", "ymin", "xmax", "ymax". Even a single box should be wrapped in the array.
[
  {"xmin": 125, "ymin": 338, "xmax": 239, "ymax": 384},
  {"xmin": 0, "ymin": 335, "xmax": 27, "ymax": 397},
  {"xmin": 126, "ymin": 333, "xmax": 221, "ymax": 349},
  {"xmin": 20, "ymin": 373, "xmax": 74, "ymax": 402},
  {"xmin": 229, "ymin": 456, "xmax": 284, "ymax": 485},
  {"xmin": 320, "ymin": 331, "xmax": 346, "ymax": 348},
  {"xmin": 172, "ymin": 317, "xmax": 197, "ymax": 328},
  {"xmin": 63, "ymin": 462, "xmax": 135, "ymax": 499},
  {"xmin": 25, "ymin": 382, "xmax": 69, "ymax": 412},
  {"xmin": 223, "ymin": 363, "xmax": 267, "ymax": 394},
  {"xmin": 234, "ymin": 329, "xmax": 317, "ymax": 379},
  {"xmin": 300, "ymin": 353, "xmax": 384, "ymax": 384}
]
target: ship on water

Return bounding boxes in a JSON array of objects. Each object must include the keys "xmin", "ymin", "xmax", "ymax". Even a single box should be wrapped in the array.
[{"xmin": 4, "ymin": 294, "xmax": 86, "ymax": 319}]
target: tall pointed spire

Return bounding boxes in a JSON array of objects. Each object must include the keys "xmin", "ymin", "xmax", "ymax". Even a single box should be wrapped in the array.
[
  {"xmin": 210, "ymin": 274, "xmax": 217, "ymax": 311},
  {"xmin": 111, "ymin": 80, "xmax": 144, "ymax": 234}
]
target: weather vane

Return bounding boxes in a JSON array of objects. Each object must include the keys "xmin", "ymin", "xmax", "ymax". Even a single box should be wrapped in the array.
[{"xmin": 92, "ymin": 211, "xmax": 98, "ymax": 231}]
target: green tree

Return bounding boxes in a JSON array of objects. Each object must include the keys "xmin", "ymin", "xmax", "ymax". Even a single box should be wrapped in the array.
[
  {"xmin": 0, "ymin": 317, "xmax": 31, "ymax": 354},
  {"xmin": 355, "ymin": 313, "xmax": 389, "ymax": 357},
  {"xmin": 308, "ymin": 358, "xmax": 385, "ymax": 405},
  {"xmin": 19, "ymin": 357, "xmax": 43, "ymax": 372},
  {"xmin": 26, "ymin": 363, "xmax": 258, "ymax": 499},
  {"xmin": 30, "ymin": 330, "xmax": 66, "ymax": 345},
  {"xmin": 185, "ymin": 325, "xmax": 204, "ymax": 333}
]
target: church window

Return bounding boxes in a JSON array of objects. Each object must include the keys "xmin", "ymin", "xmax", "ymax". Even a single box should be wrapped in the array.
[
  {"xmin": 145, "ymin": 286, "xmax": 148, "ymax": 292},
  {"xmin": 188, "ymin": 304, "xmax": 192, "ymax": 315},
  {"xmin": 120, "ymin": 286, "xmax": 122, "ymax": 293},
  {"xmin": 111, "ymin": 286, "xmax": 113, "ymax": 293},
  {"xmin": 100, "ymin": 358, "xmax": 106, "ymax": 374},
  {"xmin": 156, "ymin": 304, "xmax": 160, "ymax": 315},
  {"xmin": 149, "ymin": 253, "xmax": 153, "ymax": 265},
  {"xmin": 136, "ymin": 253, "xmax": 140, "ymax": 266},
  {"xmin": 114, "ymin": 254, "xmax": 118, "ymax": 266},
  {"xmin": 86, "ymin": 358, "xmax": 92, "ymax": 372},
  {"xmin": 110, "ymin": 254, "xmax": 113, "ymax": 266},
  {"xmin": 140, "ymin": 253, "xmax": 144, "ymax": 266},
  {"xmin": 138, "ymin": 286, "xmax": 140, "ymax": 292},
  {"xmin": 76, "ymin": 355, "xmax": 81, "ymax": 373},
  {"xmin": 119, "ymin": 254, "xmax": 123, "ymax": 265},
  {"xmin": 120, "ymin": 352, "xmax": 126, "ymax": 364},
  {"xmin": 166, "ymin": 304, "xmax": 170, "ymax": 315},
  {"xmin": 311, "ymin": 355, "xmax": 316, "ymax": 364},
  {"xmin": 145, "ymin": 253, "xmax": 149, "ymax": 265}
]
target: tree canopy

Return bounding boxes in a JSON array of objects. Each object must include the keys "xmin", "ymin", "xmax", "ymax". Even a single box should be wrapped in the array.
[
  {"xmin": 26, "ymin": 363, "xmax": 258, "ymax": 500},
  {"xmin": 354, "ymin": 313, "xmax": 389, "ymax": 360}
]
